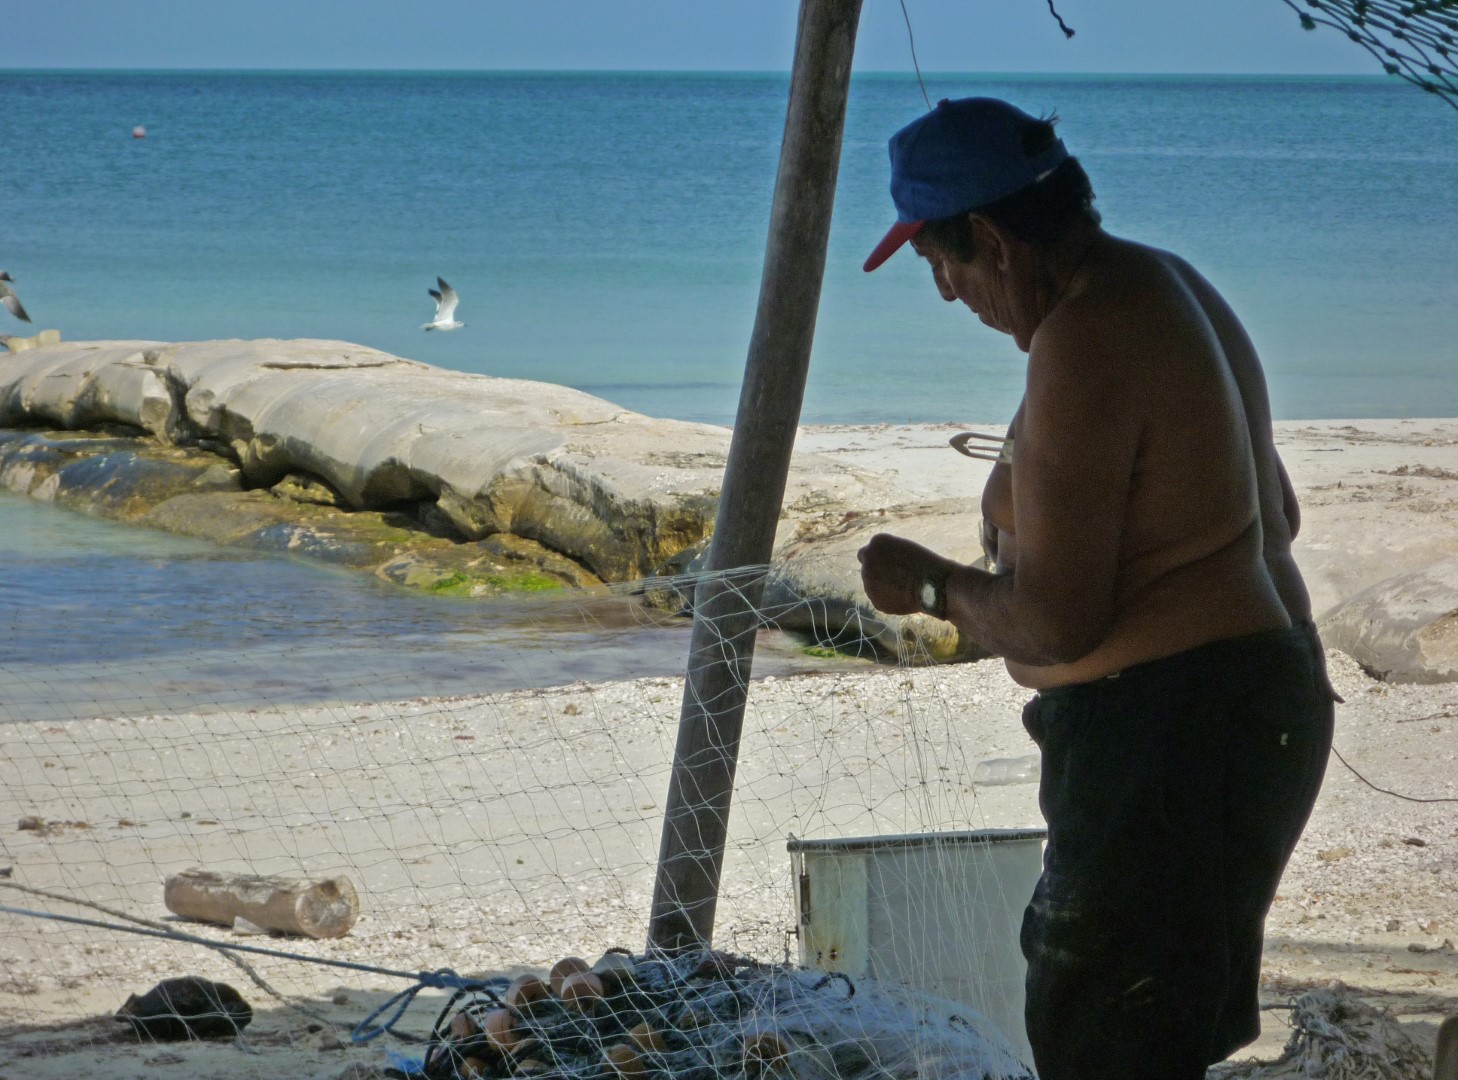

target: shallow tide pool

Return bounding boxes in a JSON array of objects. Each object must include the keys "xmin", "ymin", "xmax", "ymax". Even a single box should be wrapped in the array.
[{"xmin": 0, "ymin": 493, "xmax": 867, "ymax": 721}]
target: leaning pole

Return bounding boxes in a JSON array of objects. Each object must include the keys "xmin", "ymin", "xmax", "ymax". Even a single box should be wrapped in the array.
[{"xmin": 647, "ymin": 0, "xmax": 865, "ymax": 954}]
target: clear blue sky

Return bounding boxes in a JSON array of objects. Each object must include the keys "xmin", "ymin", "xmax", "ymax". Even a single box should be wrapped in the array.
[{"xmin": 5, "ymin": 0, "xmax": 1374, "ymax": 75}]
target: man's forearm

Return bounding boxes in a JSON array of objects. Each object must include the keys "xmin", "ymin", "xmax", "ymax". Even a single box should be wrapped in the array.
[{"xmin": 943, "ymin": 564, "xmax": 1074, "ymax": 667}]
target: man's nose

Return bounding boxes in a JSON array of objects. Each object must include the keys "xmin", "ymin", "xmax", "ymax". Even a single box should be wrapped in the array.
[{"xmin": 932, "ymin": 265, "xmax": 956, "ymax": 302}]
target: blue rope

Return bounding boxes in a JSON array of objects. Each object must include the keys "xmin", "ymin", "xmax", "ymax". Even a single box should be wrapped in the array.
[
  {"xmin": 351, "ymin": 968, "xmax": 494, "ymax": 1044},
  {"xmin": 0, "ymin": 903, "xmax": 492, "ymax": 1044}
]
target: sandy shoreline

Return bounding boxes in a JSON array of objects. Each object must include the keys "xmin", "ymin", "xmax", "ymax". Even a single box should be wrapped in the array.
[{"xmin": 3, "ymin": 420, "xmax": 1457, "ymax": 1078}]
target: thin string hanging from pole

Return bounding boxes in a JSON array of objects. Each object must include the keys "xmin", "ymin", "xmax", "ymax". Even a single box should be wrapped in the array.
[
  {"xmin": 898, "ymin": 0, "xmax": 1078, "ymax": 111},
  {"xmin": 898, "ymin": 0, "xmax": 933, "ymax": 109},
  {"xmin": 1045, "ymin": 0, "xmax": 1077, "ymax": 38}
]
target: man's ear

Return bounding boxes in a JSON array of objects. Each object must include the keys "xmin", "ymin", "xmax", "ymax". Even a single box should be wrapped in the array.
[{"xmin": 967, "ymin": 213, "xmax": 1016, "ymax": 270}]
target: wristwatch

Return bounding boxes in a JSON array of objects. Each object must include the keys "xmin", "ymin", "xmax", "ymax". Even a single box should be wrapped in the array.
[{"xmin": 919, "ymin": 565, "xmax": 951, "ymax": 620}]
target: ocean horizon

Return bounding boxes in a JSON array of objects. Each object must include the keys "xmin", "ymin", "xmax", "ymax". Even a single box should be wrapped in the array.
[
  {"xmin": 4, "ymin": 69, "xmax": 1457, "ymax": 715},
  {"xmin": 6, "ymin": 69, "xmax": 1457, "ymax": 425}
]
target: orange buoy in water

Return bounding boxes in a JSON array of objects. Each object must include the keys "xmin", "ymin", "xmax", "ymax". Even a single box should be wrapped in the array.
[{"xmin": 131, "ymin": 126, "xmax": 146, "ymax": 139}]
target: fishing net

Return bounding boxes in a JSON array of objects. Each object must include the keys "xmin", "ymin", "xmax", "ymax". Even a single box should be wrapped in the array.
[
  {"xmin": 1214, "ymin": 987, "xmax": 1434, "ymax": 1080},
  {"xmin": 401, "ymin": 952, "xmax": 1032, "ymax": 1080},
  {"xmin": 1279, "ymin": 0, "xmax": 1458, "ymax": 109},
  {"xmin": 0, "ymin": 547, "xmax": 1044, "ymax": 1080}
]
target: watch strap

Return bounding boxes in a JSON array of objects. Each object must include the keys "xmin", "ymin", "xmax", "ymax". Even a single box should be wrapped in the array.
[{"xmin": 920, "ymin": 564, "xmax": 952, "ymax": 620}]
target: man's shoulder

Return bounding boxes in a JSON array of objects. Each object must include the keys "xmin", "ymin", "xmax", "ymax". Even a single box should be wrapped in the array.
[
  {"xmin": 1044, "ymin": 243, "xmax": 1214, "ymax": 353},
  {"xmin": 1028, "ymin": 281, "xmax": 1146, "ymax": 384},
  {"xmin": 1032, "ymin": 274, "xmax": 1238, "ymax": 433}
]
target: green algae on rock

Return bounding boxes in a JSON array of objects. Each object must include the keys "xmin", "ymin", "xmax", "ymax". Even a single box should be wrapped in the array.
[
  {"xmin": 0, "ymin": 339, "xmax": 984, "ymax": 662},
  {"xmin": 0, "ymin": 427, "xmax": 598, "ymax": 596}
]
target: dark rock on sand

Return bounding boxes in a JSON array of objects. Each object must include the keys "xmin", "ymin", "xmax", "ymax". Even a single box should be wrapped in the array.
[{"xmin": 115, "ymin": 976, "xmax": 252, "ymax": 1041}]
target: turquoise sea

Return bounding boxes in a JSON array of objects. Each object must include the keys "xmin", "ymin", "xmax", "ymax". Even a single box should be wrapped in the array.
[{"xmin": 4, "ymin": 71, "xmax": 1458, "ymax": 715}]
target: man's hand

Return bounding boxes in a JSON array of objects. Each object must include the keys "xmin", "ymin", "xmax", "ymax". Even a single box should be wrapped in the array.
[{"xmin": 857, "ymin": 533, "xmax": 954, "ymax": 616}]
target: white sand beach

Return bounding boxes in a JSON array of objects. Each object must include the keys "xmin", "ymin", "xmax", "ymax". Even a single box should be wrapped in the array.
[{"xmin": 2, "ymin": 420, "xmax": 1456, "ymax": 1079}]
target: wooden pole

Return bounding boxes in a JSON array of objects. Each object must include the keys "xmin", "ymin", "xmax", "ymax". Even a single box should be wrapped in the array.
[{"xmin": 647, "ymin": 0, "xmax": 864, "ymax": 955}]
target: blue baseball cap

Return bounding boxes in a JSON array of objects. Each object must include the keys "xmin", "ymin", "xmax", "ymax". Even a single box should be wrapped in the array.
[{"xmin": 863, "ymin": 97, "xmax": 1069, "ymax": 272}]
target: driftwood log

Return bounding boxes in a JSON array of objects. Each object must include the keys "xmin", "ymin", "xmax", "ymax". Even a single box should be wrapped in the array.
[{"xmin": 164, "ymin": 869, "xmax": 359, "ymax": 939}]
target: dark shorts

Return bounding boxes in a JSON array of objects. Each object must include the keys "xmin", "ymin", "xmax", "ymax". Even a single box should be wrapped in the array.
[{"xmin": 1019, "ymin": 621, "xmax": 1334, "ymax": 1080}]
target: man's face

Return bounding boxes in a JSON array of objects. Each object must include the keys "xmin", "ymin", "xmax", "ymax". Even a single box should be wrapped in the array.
[{"xmin": 912, "ymin": 228, "xmax": 1009, "ymax": 336}]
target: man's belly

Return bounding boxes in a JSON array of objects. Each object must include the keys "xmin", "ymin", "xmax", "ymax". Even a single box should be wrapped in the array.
[{"xmin": 1004, "ymin": 557, "xmax": 1291, "ymax": 690}]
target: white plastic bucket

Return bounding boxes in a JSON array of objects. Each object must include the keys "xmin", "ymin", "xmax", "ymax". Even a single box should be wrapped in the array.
[{"xmin": 787, "ymin": 829, "xmax": 1046, "ymax": 1062}]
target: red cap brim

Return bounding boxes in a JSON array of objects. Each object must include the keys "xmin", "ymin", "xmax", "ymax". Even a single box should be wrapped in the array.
[{"xmin": 863, "ymin": 219, "xmax": 925, "ymax": 272}]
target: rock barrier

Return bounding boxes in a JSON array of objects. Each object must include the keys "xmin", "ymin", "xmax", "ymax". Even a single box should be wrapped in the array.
[{"xmin": 1, "ymin": 339, "xmax": 973, "ymax": 661}]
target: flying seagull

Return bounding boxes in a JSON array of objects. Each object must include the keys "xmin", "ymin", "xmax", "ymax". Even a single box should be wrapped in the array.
[
  {"xmin": 0, "ymin": 271, "xmax": 31, "ymax": 323},
  {"xmin": 422, "ymin": 277, "xmax": 464, "ymax": 331}
]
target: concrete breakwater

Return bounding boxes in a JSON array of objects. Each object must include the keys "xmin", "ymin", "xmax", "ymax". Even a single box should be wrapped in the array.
[
  {"xmin": 0, "ymin": 338, "xmax": 972, "ymax": 662},
  {"xmin": 11, "ymin": 338, "xmax": 1458, "ymax": 680}
]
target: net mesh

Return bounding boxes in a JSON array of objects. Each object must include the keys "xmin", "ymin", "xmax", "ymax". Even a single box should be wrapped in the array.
[
  {"xmin": 1280, "ymin": 0, "xmax": 1458, "ymax": 108},
  {"xmin": 0, "ymin": 556, "xmax": 1043, "ymax": 1080},
  {"xmin": 1214, "ymin": 988, "xmax": 1433, "ymax": 1080}
]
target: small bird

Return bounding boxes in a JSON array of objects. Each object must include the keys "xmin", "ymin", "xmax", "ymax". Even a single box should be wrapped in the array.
[
  {"xmin": 0, "ymin": 271, "xmax": 31, "ymax": 323},
  {"xmin": 422, "ymin": 276, "xmax": 464, "ymax": 331}
]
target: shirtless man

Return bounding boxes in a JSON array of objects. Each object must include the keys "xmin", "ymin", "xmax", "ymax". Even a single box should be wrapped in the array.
[{"xmin": 858, "ymin": 98, "xmax": 1335, "ymax": 1079}]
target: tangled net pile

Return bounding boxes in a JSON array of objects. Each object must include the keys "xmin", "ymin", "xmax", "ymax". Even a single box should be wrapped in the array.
[
  {"xmin": 1215, "ymin": 988, "xmax": 1432, "ymax": 1080},
  {"xmin": 1280, "ymin": 0, "xmax": 1458, "ymax": 109},
  {"xmin": 399, "ymin": 950, "xmax": 1032, "ymax": 1080}
]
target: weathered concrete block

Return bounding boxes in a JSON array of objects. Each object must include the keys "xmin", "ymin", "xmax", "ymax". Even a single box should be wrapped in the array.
[{"xmin": 1321, "ymin": 556, "xmax": 1458, "ymax": 682}]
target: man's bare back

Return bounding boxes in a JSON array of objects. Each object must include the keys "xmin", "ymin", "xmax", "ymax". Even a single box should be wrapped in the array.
[{"xmin": 984, "ymin": 235, "xmax": 1298, "ymax": 688}]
